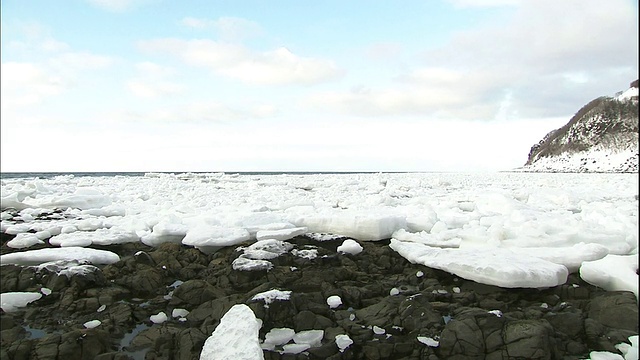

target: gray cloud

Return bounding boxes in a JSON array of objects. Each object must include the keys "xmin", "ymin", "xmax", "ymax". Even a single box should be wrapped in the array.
[{"xmin": 307, "ymin": 0, "xmax": 638, "ymax": 120}]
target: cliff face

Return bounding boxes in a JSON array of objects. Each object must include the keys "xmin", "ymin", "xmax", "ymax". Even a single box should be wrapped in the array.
[{"xmin": 521, "ymin": 81, "xmax": 639, "ymax": 173}]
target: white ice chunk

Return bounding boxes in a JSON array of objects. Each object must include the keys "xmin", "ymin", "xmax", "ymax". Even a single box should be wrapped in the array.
[
  {"xmin": 417, "ymin": 336, "xmax": 439, "ymax": 347},
  {"xmin": 4, "ymin": 224, "xmax": 32, "ymax": 235},
  {"xmin": 84, "ymin": 320, "xmax": 101, "ymax": 329},
  {"xmin": 7, "ymin": 233, "xmax": 44, "ymax": 249},
  {"xmin": 587, "ymin": 351, "xmax": 624, "ymax": 359},
  {"xmin": 200, "ymin": 304, "xmax": 263, "ymax": 360},
  {"xmin": 264, "ymin": 328, "xmax": 295, "ymax": 346},
  {"xmin": 232, "ymin": 256, "xmax": 273, "ymax": 271},
  {"xmin": 337, "ymin": 239, "xmax": 363, "ymax": 255},
  {"xmin": 40, "ymin": 287, "xmax": 52, "ymax": 296},
  {"xmin": 293, "ymin": 329, "xmax": 324, "ymax": 347},
  {"xmin": 256, "ymin": 227, "xmax": 308, "ymax": 241},
  {"xmin": 616, "ymin": 335, "xmax": 638, "ymax": 360},
  {"xmin": 289, "ymin": 210, "xmax": 406, "ymax": 241},
  {"xmin": 392, "ymin": 229, "xmax": 461, "ymax": 248},
  {"xmin": 327, "ymin": 295, "xmax": 342, "ymax": 309},
  {"xmin": 141, "ymin": 220, "xmax": 188, "ymax": 247},
  {"xmin": 373, "ymin": 326, "xmax": 385, "ymax": 335},
  {"xmin": 0, "ymin": 292, "xmax": 42, "ymax": 312},
  {"xmin": 1, "ymin": 247, "xmax": 120, "ymax": 266},
  {"xmin": 1, "ymin": 192, "xmax": 32, "ymax": 210},
  {"xmin": 580, "ymin": 254, "xmax": 639, "ymax": 299},
  {"xmin": 150, "ymin": 312, "xmax": 168, "ymax": 324},
  {"xmin": 172, "ymin": 308, "xmax": 189, "ymax": 318},
  {"xmin": 335, "ymin": 334, "xmax": 353, "ymax": 352},
  {"xmin": 507, "ymin": 242, "xmax": 609, "ymax": 273},
  {"xmin": 237, "ymin": 239, "xmax": 294, "ymax": 260},
  {"xmin": 251, "ymin": 289, "xmax": 291, "ymax": 305},
  {"xmin": 49, "ymin": 228, "xmax": 139, "ymax": 247},
  {"xmin": 45, "ymin": 188, "xmax": 112, "ymax": 210},
  {"xmin": 282, "ymin": 343, "xmax": 310, "ymax": 354},
  {"xmin": 182, "ymin": 225, "xmax": 251, "ymax": 248},
  {"xmin": 390, "ymin": 239, "xmax": 569, "ymax": 288},
  {"xmin": 291, "ymin": 248, "xmax": 318, "ymax": 260}
]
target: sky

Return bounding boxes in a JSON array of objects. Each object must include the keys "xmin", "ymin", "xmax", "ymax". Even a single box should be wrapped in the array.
[{"xmin": 1, "ymin": 0, "xmax": 638, "ymax": 173}]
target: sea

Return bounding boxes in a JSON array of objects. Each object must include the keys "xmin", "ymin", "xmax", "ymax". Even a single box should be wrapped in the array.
[{"xmin": 0, "ymin": 171, "xmax": 420, "ymax": 180}]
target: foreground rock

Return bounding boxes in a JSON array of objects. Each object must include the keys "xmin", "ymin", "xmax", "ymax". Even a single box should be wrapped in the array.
[{"xmin": 1, "ymin": 231, "xmax": 637, "ymax": 359}]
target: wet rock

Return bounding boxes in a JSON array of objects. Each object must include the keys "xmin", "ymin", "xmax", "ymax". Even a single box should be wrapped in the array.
[
  {"xmin": 170, "ymin": 279, "xmax": 225, "ymax": 306},
  {"xmin": 34, "ymin": 329, "xmax": 113, "ymax": 360},
  {"xmin": 2, "ymin": 234, "xmax": 638, "ymax": 359},
  {"xmin": 587, "ymin": 291, "xmax": 638, "ymax": 331},
  {"xmin": 175, "ymin": 328, "xmax": 207, "ymax": 360},
  {"xmin": 128, "ymin": 324, "xmax": 182, "ymax": 352},
  {"xmin": 437, "ymin": 308, "xmax": 487, "ymax": 358},
  {"xmin": 502, "ymin": 319, "xmax": 556, "ymax": 359},
  {"xmin": 355, "ymin": 296, "xmax": 403, "ymax": 328}
]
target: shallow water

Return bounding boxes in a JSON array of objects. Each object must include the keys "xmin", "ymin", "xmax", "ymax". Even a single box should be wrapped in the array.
[{"xmin": 119, "ymin": 323, "xmax": 151, "ymax": 359}]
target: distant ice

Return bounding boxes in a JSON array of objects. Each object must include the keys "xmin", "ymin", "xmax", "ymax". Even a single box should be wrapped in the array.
[{"xmin": 1, "ymin": 172, "xmax": 637, "ymax": 298}]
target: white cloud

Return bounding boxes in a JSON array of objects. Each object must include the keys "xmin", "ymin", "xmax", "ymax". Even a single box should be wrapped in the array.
[
  {"xmin": 365, "ymin": 42, "xmax": 403, "ymax": 61},
  {"xmin": 1, "ymin": 26, "xmax": 115, "ymax": 111},
  {"xmin": 1, "ymin": 62, "xmax": 67, "ymax": 109},
  {"xmin": 180, "ymin": 17, "xmax": 211, "ymax": 29},
  {"xmin": 138, "ymin": 38, "xmax": 342, "ymax": 85},
  {"xmin": 126, "ymin": 80, "xmax": 184, "ymax": 99},
  {"xmin": 85, "ymin": 0, "xmax": 149, "ymax": 12},
  {"xmin": 446, "ymin": 0, "xmax": 522, "ymax": 8},
  {"xmin": 180, "ymin": 16, "xmax": 263, "ymax": 41},
  {"xmin": 212, "ymin": 17, "xmax": 264, "ymax": 41},
  {"xmin": 50, "ymin": 52, "xmax": 114, "ymax": 70},
  {"xmin": 127, "ymin": 62, "xmax": 183, "ymax": 99},
  {"xmin": 310, "ymin": 0, "xmax": 638, "ymax": 120},
  {"xmin": 109, "ymin": 100, "xmax": 279, "ymax": 124}
]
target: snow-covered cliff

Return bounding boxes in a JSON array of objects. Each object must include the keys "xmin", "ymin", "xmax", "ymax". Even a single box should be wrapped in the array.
[{"xmin": 516, "ymin": 81, "xmax": 638, "ymax": 173}]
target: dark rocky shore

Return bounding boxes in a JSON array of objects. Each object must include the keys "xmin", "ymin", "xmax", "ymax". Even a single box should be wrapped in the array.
[{"xmin": 1, "ymin": 217, "xmax": 638, "ymax": 359}]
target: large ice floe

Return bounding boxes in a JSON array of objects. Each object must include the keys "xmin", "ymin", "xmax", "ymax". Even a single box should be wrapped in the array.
[{"xmin": 1, "ymin": 172, "xmax": 637, "ymax": 294}]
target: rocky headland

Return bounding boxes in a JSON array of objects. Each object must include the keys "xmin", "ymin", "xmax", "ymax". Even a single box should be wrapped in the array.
[
  {"xmin": 517, "ymin": 80, "xmax": 639, "ymax": 173},
  {"xmin": 1, "ymin": 209, "xmax": 637, "ymax": 360}
]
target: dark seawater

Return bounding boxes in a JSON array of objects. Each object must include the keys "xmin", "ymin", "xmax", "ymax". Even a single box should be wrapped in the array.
[
  {"xmin": 0, "ymin": 172, "xmax": 147, "ymax": 179},
  {"xmin": 0, "ymin": 171, "xmax": 408, "ymax": 180}
]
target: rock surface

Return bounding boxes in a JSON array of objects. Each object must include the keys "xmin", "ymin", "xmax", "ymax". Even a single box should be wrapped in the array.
[{"xmin": 1, "ymin": 226, "xmax": 638, "ymax": 359}]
